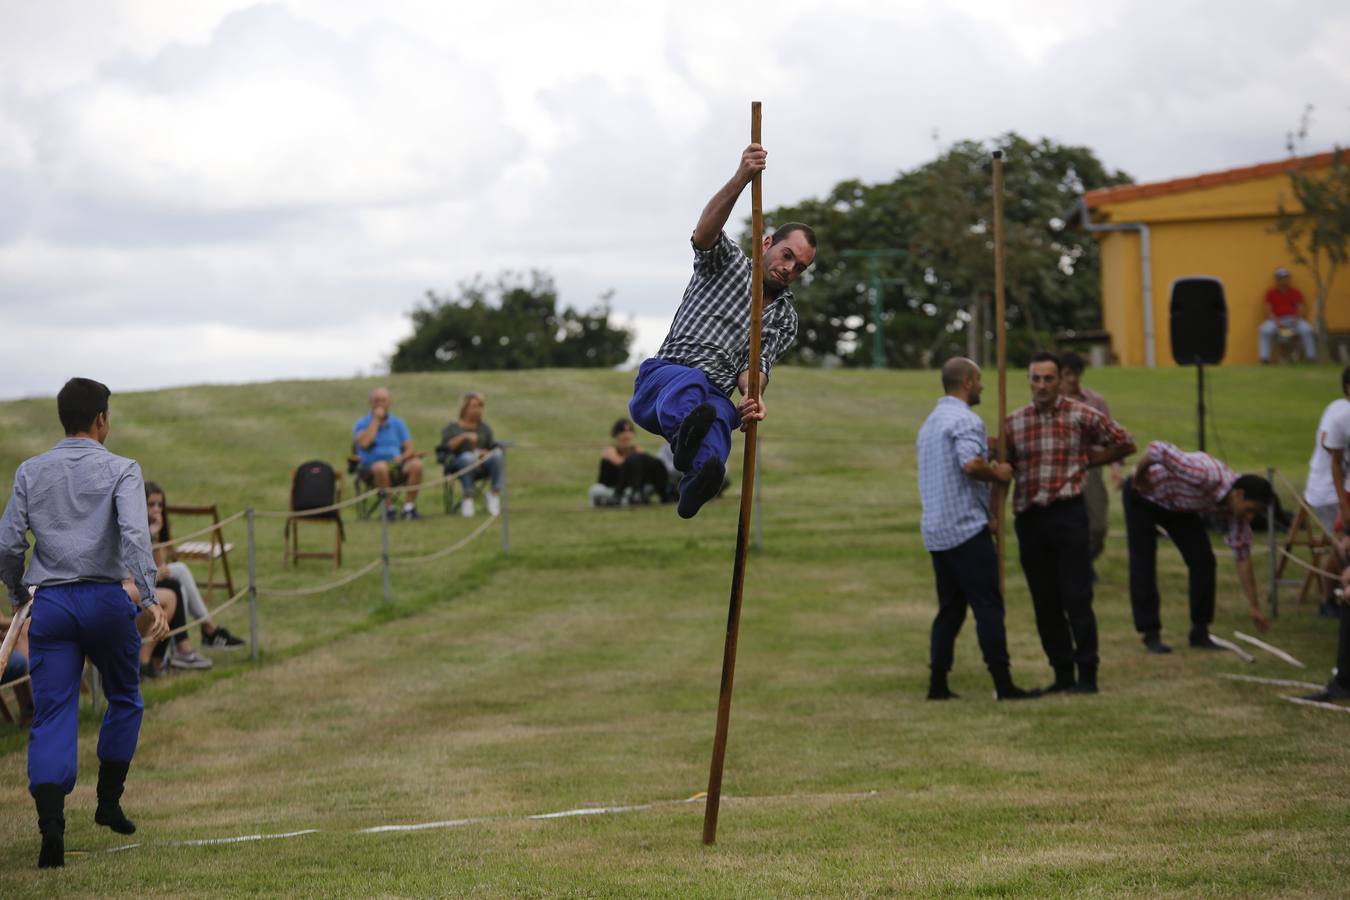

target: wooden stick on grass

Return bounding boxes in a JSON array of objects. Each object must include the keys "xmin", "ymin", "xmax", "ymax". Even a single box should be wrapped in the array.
[{"xmin": 703, "ymin": 100, "xmax": 765, "ymax": 846}]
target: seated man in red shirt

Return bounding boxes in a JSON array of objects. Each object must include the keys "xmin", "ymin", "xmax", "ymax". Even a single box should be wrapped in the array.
[{"xmin": 1258, "ymin": 267, "xmax": 1316, "ymax": 362}]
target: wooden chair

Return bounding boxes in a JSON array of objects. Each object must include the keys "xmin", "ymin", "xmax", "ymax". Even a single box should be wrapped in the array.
[
  {"xmin": 166, "ymin": 504, "xmax": 235, "ymax": 603},
  {"xmin": 1273, "ymin": 502, "xmax": 1335, "ymax": 606},
  {"xmin": 284, "ymin": 463, "xmax": 344, "ymax": 568}
]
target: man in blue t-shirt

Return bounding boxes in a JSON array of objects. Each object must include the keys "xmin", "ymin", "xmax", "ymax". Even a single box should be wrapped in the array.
[{"xmin": 352, "ymin": 387, "xmax": 424, "ymax": 520}]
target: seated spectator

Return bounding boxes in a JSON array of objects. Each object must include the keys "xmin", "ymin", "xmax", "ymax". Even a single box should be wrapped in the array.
[
  {"xmin": 353, "ymin": 386, "xmax": 424, "ymax": 521},
  {"xmin": 594, "ymin": 419, "xmax": 671, "ymax": 506},
  {"xmin": 145, "ymin": 482, "xmax": 245, "ymax": 649},
  {"xmin": 1259, "ymin": 267, "xmax": 1317, "ymax": 362},
  {"xmin": 0, "ymin": 605, "xmax": 35, "ymax": 726},
  {"xmin": 440, "ymin": 392, "xmax": 503, "ymax": 517},
  {"xmin": 123, "ymin": 578, "xmax": 188, "ymax": 679}
]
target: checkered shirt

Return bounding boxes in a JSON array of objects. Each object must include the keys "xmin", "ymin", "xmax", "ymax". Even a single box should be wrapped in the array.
[
  {"xmin": 1072, "ymin": 386, "xmax": 1111, "ymax": 418},
  {"xmin": 1005, "ymin": 396, "xmax": 1133, "ymax": 515},
  {"xmin": 917, "ymin": 396, "xmax": 993, "ymax": 551},
  {"xmin": 1136, "ymin": 440, "xmax": 1251, "ymax": 561},
  {"xmin": 655, "ymin": 231, "xmax": 799, "ymax": 397}
]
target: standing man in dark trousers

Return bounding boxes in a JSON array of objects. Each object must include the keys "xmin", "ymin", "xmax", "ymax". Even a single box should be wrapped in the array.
[
  {"xmin": 0, "ymin": 378, "xmax": 169, "ymax": 868},
  {"xmin": 1122, "ymin": 441, "xmax": 1272, "ymax": 653},
  {"xmin": 630, "ymin": 141, "xmax": 815, "ymax": 519},
  {"xmin": 918, "ymin": 358, "xmax": 1039, "ymax": 701},
  {"xmin": 1005, "ymin": 352, "xmax": 1135, "ymax": 694}
]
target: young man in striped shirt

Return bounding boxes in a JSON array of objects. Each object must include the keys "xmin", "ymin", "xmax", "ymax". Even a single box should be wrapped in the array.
[
  {"xmin": 1123, "ymin": 441, "xmax": 1273, "ymax": 654},
  {"xmin": 630, "ymin": 142, "xmax": 816, "ymax": 519}
]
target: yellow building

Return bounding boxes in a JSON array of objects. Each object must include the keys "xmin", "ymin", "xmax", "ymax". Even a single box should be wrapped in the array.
[{"xmin": 1078, "ymin": 151, "xmax": 1348, "ymax": 366}]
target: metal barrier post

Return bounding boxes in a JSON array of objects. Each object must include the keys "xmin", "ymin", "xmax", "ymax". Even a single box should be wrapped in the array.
[
  {"xmin": 247, "ymin": 507, "xmax": 259, "ymax": 661},
  {"xmin": 500, "ymin": 450, "xmax": 510, "ymax": 554},
  {"xmin": 380, "ymin": 489, "xmax": 392, "ymax": 604},
  {"xmin": 1267, "ymin": 466, "xmax": 1279, "ymax": 619}
]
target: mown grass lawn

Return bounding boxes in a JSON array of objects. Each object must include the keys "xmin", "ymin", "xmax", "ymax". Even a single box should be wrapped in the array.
[{"xmin": 0, "ymin": 364, "xmax": 1347, "ymax": 898}]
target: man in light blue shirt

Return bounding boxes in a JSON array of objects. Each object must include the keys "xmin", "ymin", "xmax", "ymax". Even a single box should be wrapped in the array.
[
  {"xmin": 0, "ymin": 377, "xmax": 169, "ymax": 868},
  {"xmin": 916, "ymin": 358, "xmax": 1037, "ymax": 702},
  {"xmin": 353, "ymin": 386, "xmax": 424, "ymax": 520}
]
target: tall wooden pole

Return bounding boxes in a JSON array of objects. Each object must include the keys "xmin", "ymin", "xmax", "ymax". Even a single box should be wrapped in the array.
[
  {"xmin": 703, "ymin": 101, "xmax": 764, "ymax": 846},
  {"xmin": 992, "ymin": 151, "xmax": 1008, "ymax": 596}
]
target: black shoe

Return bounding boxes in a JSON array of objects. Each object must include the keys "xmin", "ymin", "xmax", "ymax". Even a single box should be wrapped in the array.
[
  {"xmin": 401, "ymin": 507, "xmax": 422, "ymax": 521},
  {"xmin": 926, "ymin": 686, "xmax": 960, "ymax": 700},
  {"xmin": 1301, "ymin": 680, "xmax": 1350, "ymax": 703},
  {"xmin": 1143, "ymin": 633, "xmax": 1173, "ymax": 654},
  {"xmin": 677, "ymin": 458, "xmax": 726, "ymax": 519},
  {"xmin": 140, "ymin": 662, "xmax": 162, "ymax": 680},
  {"xmin": 1318, "ymin": 600, "xmax": 1342, "ymax": 619},
  {"xmin": 672, "ymin": 403, "xmax": 716, "ymax": 473},
  {"xmin": 1189, "ymin": 633, "xmax": 1223, "ymax": 650},
  {"xmin": 202, "ymin": 626, "xmax": 245, "ymax": 649},
  {"xmin": 996, "ymin": 684, "xmax": 1042, "ymax": 701},
  {"xmin": 95, "ymin": 760, "xmax": 136, "ymax": 835},
  {"xmin": 1068, "ymin": 680, "xmax": 1099, "ymax": 695},
  {"xmin": 33, "ymin": 783, "xmax": 64, "ymax": 869}
]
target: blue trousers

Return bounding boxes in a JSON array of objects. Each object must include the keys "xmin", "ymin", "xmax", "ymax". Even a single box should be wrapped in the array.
[
  {"xmin": 451, "ymin": 451, "xmax": 504, "ymax": 493},
  {"xmin": 629, "ymin": 359, "xmax": 739, "ymax": 491},
  {"xmin": 28, "ymin": 582, "xmax": 143, "ymax": 794}
]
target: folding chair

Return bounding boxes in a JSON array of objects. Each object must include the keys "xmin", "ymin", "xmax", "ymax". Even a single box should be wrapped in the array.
[{"xmin": 284, "ymin": 460, "xmax": 345, "ymax": 568}]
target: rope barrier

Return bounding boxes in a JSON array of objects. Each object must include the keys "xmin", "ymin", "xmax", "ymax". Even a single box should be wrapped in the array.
[
  {"xmin": 253, "ymin": 450, "xmax": 500, "ymax": 520},
  {"xmin": 1277, "ymin": 547, "xmax": 1347, "ymax": 583},
  {"xmin": 150, "ymin": 508, "xmax": 247, "ymax": 552},
  {"xmin": 163, "ymin": 587, "xmax": 250, "ymax": 641},
  {"xmin": 390, "ymin": 514, "xmax": 499, "ymax": 567},
  {"xmin": 256, "ymin": 557, "xmax": 384, "ymax": 598}
]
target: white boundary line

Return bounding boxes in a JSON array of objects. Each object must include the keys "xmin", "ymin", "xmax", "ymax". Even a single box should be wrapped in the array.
[
  {"xmin": 1219, "ymin": 674, "xmax": 1323, "ymax": 691},
  {"xmin": 97, "ymin": 791, "xmax": 877, "ymax": 854}
]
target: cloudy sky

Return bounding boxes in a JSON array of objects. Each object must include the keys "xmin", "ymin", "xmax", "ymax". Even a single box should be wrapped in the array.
[{"xmin": 1, "ymin": 0, "xmax": 1348, "ymax": 399}]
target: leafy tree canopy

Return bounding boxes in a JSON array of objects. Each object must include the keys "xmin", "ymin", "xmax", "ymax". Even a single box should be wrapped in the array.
[
  {"xmin": 757, "ymin": 132, "xmax": 1131, "ymax": 368},
  {"xmin": 391, "ymin": 270, "xmax": 632, "ymax": 372}
]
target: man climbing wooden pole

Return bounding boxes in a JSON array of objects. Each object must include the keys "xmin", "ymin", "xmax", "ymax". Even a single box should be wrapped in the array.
[{"xmin": 624, "ymin": 101, "xmax": 816, "ymax": 841}]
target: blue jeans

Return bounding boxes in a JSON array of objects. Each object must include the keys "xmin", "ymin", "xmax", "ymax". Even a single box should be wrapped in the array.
[
  {"xmin": 27, "ymin": 582, "xmax": 144, "ymax": 793},
  {"xmin": 452, "ymin": 451, "xmax": 503, "ymax": 494},
  {"xmin": 1258, "ymin": 316, "xmax": 1316, "ymax": 360},
  {"xmin": 628, "ymin": 359, "xmax": 739, "ymax": 489}
]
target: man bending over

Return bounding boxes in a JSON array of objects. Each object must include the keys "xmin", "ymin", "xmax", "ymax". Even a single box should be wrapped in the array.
[{"xmin": 630, "ymin": 142, "xmax": 816, "ymax": 518}]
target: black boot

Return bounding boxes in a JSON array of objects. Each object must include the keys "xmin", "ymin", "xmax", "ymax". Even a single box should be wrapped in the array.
[
  {"xmin": 991, "ymin": 667, "xmax": 1041, "ymax": 701},
  {"xmin": 94, "ymin": 759, "xmax": 137, "ymax": 835},
  {"xmin": 33, "ymin": 783, "xmax": 65, "ymax": 868},
  {"xmin": 1071, "ymin": 663, "xmax": 1099, "ymax": 694},
  {"xmin": 926, "ymin": 668, "xmax": 958, "ymax": 700},
  {"xmin": 1043, "ymin": 664, "xmax": 1076, "ymax": 694}
]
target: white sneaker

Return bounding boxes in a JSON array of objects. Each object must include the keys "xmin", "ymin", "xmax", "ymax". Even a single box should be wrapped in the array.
[
  {"xmin": 460, "ymin": 497, "xmax": 475, "ymax": 518},
  {"xmin": 486, "ymin": 492, "xmax": 501, "ymax": 516}
]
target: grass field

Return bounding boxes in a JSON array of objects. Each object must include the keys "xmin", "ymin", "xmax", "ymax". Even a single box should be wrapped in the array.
[{"xmin": 0, "ymin": 364, "xmax": 1347, "ymax": 898}]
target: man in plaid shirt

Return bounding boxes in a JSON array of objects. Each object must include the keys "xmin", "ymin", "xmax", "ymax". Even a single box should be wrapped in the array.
[
  {"xmin": 1005, "ymin": 352, "xmax": 1135, "ymax": 694},
  {"xmin": 1123, "ymin": 440, "xmax": 1273, "ymax": 654},
  {"xmin": 630, "ymin": 142, "xmax": 815, "ymax": 519}
]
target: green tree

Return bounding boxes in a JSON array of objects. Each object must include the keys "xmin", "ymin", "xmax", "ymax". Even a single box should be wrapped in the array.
[
  {"xmin": 758, "ymin": 133, "xmax": 1131, "ymax": 368},
  {"xmin": 1275, "ymin": 111, "xmax": 1350, "ymax": 361},
  {"xmin": 390, "ymin": 271, "xmax": 632, "ymax": 372}
]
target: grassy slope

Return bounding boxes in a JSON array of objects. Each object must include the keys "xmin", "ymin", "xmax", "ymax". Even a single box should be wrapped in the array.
[{"xmin": 0, "ymin": 364, "xmax": 1346, "ymax": 898}]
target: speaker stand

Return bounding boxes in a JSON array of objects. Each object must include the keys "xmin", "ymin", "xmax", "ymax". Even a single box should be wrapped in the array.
[{"xmin": 1195, "ymin": 363, "xmax": 1206, "ymax": 453}]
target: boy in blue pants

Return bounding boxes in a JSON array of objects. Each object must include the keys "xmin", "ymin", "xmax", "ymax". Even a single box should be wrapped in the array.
[
  {"xmin": 0, "ymin": 378, "xmax": 169, "ymax": 868},
  {"xmin": 630, "ymin": 142, "xmax": 816, "ymax": 518}
]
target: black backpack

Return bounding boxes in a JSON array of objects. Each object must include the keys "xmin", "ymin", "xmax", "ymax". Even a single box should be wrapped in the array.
[{"xmin": 290, "ymin": 460, "xmax": 344, "ymax": 539}]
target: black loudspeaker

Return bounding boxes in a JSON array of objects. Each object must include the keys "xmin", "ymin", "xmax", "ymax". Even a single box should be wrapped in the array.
[{"xmin": 1169, "ymin": 276, "xmax": 1227, "ymax": 365}]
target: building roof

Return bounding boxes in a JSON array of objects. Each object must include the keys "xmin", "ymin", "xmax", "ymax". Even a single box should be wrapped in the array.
[{"xmin": 1082, "ymin": 150, "xmax": 1339, "ymax": 209}]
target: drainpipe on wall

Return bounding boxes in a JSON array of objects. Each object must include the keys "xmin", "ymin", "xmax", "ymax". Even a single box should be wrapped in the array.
[{"xmin": 1075, "ymin": 197, "xmax": 1155, "ymax": 368}]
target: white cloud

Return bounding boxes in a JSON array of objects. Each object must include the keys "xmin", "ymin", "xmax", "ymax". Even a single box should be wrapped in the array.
[{"xmin": 1, "ymin": 0, "xmax": 1349, "ymax": 400}]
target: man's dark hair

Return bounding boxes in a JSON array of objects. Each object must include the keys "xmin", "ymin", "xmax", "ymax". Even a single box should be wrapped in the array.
[
  {"xmin": 1059, "ymin": 351, "xmax": 1086, "ymax": 374},
  {"xmin": 769, "ymin": 222, "xmax": 817, "ymax": 249},
  {"xmin": 57, "ymin": 377, "xmax": 111, "ymax": 435},
  {"xmin": 1028, "ymin": 351, "xmax": 1060, "ymax": 372},
  {"xmin": 1342, "ymin": 365, "xmax": 1349, "ymax": 393},
  {"xmin": 611, "ymin": 418, "xmax": 633, "ymax": 438},
  {"xmin": 1232, "ymin": 474, "xmax": 1273, "ymax": 506}
]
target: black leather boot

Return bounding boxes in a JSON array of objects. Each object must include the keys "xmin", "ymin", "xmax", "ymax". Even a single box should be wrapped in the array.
[
  {"xmin": 1071, "ymin": 663, "xmax": 1099, "ymax": 694},
  {"xmin": 926, "ymin": 668, "xmax": 958, "ymax": 700},
  {"xmin": 991, "ymin": 666, "xmax": 1042, "ymax": 701},
  {"xmin": 1043, "ymin": 664, "xmax": 1076, "ymax": 694},
  {"xmin": 94, "ymin": 759, "xmax": 137, "ymax": 835},
  {"xmin": 33, "ymin": 783, "xmax": 65, "ymax": 868}
]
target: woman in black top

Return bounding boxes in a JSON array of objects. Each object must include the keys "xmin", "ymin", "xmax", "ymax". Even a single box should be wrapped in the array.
[{"xmin": 598, "ymin": 419, "xmax": 670, "ymax": 505}]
